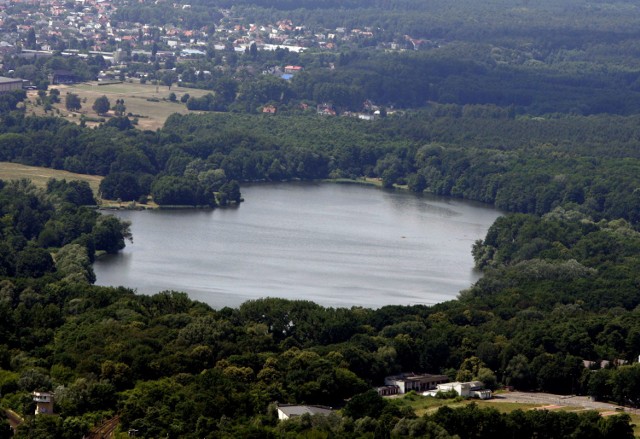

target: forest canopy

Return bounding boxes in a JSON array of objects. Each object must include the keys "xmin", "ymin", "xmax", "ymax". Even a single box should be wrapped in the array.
[{"xmin": 3, "ymin": 0, "xmax": 640, "ymax": 436}]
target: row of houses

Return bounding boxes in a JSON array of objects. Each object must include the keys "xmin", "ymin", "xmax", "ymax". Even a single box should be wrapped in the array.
[{"xmin": 1, "ymin": 0, "xmax": 439, "ymax": 69}]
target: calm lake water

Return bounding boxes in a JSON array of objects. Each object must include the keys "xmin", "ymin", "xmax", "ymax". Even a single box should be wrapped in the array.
[{"xmin": 94, "ymin": 182, "xmax": 502, "ymax": 309}]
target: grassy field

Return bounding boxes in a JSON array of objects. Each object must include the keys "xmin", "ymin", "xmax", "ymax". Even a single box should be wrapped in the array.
[
  {"xmin": 393, "ymin": 393, "xmax": 541, "ymax": 417},
  {"xmin": 0, "ymin": 162, "xmax": 103, "ymax": 196},
  {"xmin": 390, "ymin": 393, "xmax": 640, "ymax": 436},
  {"xmin": 631, "ymin": 413, "xmax": 640, "ymax": 437},
  {"xmin": 25, "ymin": 81, "xmax": 211, "ymax": 130},
  {"xmin": 0, "ymin": 162, "xmax": 162, "ymax": 208}
]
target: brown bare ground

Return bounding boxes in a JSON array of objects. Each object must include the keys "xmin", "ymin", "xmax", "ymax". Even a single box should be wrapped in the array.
[{"xmin": 25, "ymin": 81, "xmax": 211, "ymax": 130}]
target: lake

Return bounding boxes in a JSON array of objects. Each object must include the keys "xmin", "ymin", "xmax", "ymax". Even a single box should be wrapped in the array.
[{"xmin": 93, "ymin": 182, "xmax": 502, "ymax": 309}]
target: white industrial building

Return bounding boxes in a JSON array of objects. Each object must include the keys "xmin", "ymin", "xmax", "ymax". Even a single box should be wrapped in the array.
[{"xmin": 424, "ymin": 381, "xmax": 492, "ymax": 400}]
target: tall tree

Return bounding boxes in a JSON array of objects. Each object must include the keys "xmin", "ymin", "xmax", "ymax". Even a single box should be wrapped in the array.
[
  {"xmin": 92, "ymin": 95, "xmax": 110, "ymax": 115},
  {"xmin": 65, "ymin": 93, "xmax": 82, "ymax": 111}
]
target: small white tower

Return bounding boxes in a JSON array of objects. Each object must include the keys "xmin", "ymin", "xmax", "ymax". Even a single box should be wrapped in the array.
[{"xmin": 32, "ymin": 391, "xmax": 54, "ymax": 415}]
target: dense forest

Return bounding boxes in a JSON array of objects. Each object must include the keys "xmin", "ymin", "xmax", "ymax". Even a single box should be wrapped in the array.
[
  {"xmin": 2, "ymin": 106, "xmax": 640, "ymax": 436},
  {"xmin": 4, "ymin": 106, "xmax": 640, "ymax": 224},
  {"xmin": 124, "ymin": 46, "xmax": 640, "ymax": 115},
  {"xmin": 3, "ymin": 0, "xmax": 640, "ymax": 437},
  {"xmin": 1, "ymin": 183, "xmax": 640, "ymax": 437}
]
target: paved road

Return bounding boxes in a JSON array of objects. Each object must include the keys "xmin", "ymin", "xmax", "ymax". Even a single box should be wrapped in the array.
[{"xmin": 490, "ymin": 392, "xmax": 637, "ymax": 413}]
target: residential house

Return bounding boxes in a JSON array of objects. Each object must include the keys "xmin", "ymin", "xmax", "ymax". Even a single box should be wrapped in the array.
[
  {"xmin": 262, "ymin": 104, "xmax": 277, "ymax": 114},
  {"xmin": 284, "ymin": 65, "xmax": 303, "ymax": 74},
  {"xmin": 317, "ymin": 103, "xmax": 336, "ymax": 116}
]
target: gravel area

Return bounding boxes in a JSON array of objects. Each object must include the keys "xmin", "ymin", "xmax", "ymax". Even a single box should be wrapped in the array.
[{"xmin": 490, "ymin": 391, "xmax": 636, "ymax": 413}]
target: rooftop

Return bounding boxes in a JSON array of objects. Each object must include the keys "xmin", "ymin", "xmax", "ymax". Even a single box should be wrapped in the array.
[
  {"xmin": 277, "ymin": 404, "xmax": 332, "ymax": 417},
  {"xmin": 0, "ymin": 76, "xmax": 23, "ymax": 83},
  {"xmin": 386, "ymin": 372, "xmax": 449, "ymax": 382}
]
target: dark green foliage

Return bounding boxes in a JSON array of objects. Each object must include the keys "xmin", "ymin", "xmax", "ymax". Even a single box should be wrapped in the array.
[
  {"xmin": 0, "ymin": 180, "xmax": 127, "ymax": 286},
  {"xmin": 407, "ymin": 173, "xmax": 426, "ymax": 192},
  {"xmin": 46, "ymin": 179, "xmax": 95, "ymax": 206},
  {"xmin": 430, "ymin": 404, "xmax": 634, "ymax": 439},
  {"xmin": 0, "ymin": 90, "xmax": 26, "ymax": 113},
  {"xmin": 15, "ymin": 246, "xmax": 54, "ymax": 278},
  {"xmin": 92, "ymin": 96, "xmax": 110, "ymax": 115},
  {"xmin": 65, "ymin": 93, "xmax": 81, "ymax": 112},
  {"xmin": 14, "ymin": 415, "xmax": 63, "ymax": 439},
  {"xmin": 3, "ymin": 3, "xmax": 640, "ymax": 435},
  {"xmin": 103, "ymin": 116, "xmax": 133, "ymax": 131},
  {"xmin": 0, "ymin": 418, "xmax": 11, "ymax": 439},
  {"xmin": 99, "ymin": 172, "xmax": 144, "ymax": 201},
  {"xmin": 217, "ymin": 180, "xmax": 241, "ymax": 206},
  {"xmin": 343, "ymin": 390, "xmax": 388, "ymax": 419},
  {"xmin": 91, "ymin": 215, "xmax": 131, "ymax": 254},
  {"xmin": 151, "ymin": 176, "xmax": 215, "ymax": 206},
  {"xmin": 112, "ymin": 99, "xmax": 127, "ymax": 117}
]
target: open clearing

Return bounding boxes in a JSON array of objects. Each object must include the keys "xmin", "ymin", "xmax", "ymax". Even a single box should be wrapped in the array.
[
  {"xmin": 25, "ymin": 81, "xmax": 211, "ymax": 130},
  {"xmin": 0, "ymin": 162, "xmax": 103, "ymax": 196},
  {"xmin": 392, "ymin": 392, "xmax": 640, "ymax": 436},
  {"xmin": 0, "ymin": 162, "xmax": 159, "ymax": 208}
]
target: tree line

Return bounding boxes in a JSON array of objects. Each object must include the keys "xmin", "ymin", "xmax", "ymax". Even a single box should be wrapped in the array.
[
  {"xmin": 4, "ymin": 107, "xmax": 640, "ymax": 222},
  {"xmin": 2, "ymin": 206, "xmax": 640, "ymax": 436}
]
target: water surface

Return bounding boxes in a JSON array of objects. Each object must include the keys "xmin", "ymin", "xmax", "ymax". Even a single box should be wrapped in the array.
[{"xmin": 94, "ymin": 183, "xmax": 501, "ymax": 308}]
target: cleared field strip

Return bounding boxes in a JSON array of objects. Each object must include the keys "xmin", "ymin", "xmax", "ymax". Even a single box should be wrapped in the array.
[{"xmin": 0, "ymin": 162, "xmax": 103, "ymax": 196}]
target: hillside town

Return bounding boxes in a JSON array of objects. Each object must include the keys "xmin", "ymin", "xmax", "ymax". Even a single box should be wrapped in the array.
[{"xmin": 0, "ymin": 0, "xmax": 436, "ymax": 66}]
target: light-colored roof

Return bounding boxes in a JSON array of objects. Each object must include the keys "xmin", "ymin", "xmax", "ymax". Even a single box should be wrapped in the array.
[
  {"xmin": 277, "ymin": 405, "xmax": 332, "ymax": 417},
  {"xmin": 386, "ymin": 372, "xmax": 449, "ymax": 382},
  {"xmin": 0, "ymin": 76, "xmax": 22, "ymax": 84}
]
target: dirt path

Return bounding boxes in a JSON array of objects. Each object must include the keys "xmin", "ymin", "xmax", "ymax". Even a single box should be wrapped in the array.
[{"xmin": 4, "ymin": 409, "xmax": 24, "ymax": 430}]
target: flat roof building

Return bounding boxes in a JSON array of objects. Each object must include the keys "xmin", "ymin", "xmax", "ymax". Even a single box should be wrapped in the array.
[
  {"xmin": 383, "ymin": 372, "xmax": 449, "ymax": 394},
  {"xmin": 0, "ymin": 77, "xmax": 24, "ymax": 93},
  {"xmin": 276, "ymin": 404, "xmax": 333, "ymax": 421},
  {"xmin": 423, "ymin": 381, "xmax": 492, "ymax": 400}
]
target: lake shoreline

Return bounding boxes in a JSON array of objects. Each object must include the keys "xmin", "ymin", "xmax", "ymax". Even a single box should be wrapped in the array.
[{"xmin": 94, "ymin": 183, "xmax": 502, "ymax": 309}]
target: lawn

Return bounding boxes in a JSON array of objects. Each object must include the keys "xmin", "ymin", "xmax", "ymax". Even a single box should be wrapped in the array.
[
  {"xmin": 392, "ymin": 393, "xmax": 542, "ymax": 417},
  {"xmin": 0, "ymin": 162, "xmax": 103, "ymax": 196},
  {"xmin": 631, "ymin": 413, "xmax": 640, "ymax": 437},
  {"xmin": 25, "ymin": 80, "xmax": 212, "ymax": 130}
]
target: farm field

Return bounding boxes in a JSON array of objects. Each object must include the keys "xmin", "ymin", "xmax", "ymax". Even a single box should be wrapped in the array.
[
  {"xmin": 0, "ymin": 162, "xmax": 103, "ymax": 196},
  {"xmin": 25, "ymin": 81, "xmax": 212, "ymax": 130}
]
